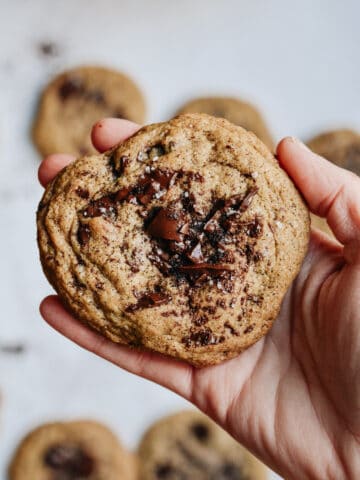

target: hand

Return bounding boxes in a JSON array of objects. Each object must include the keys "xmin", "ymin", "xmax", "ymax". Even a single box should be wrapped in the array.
[{"xmin": 39, "ymin": 119, "xmax": 360, "ymax": 480}]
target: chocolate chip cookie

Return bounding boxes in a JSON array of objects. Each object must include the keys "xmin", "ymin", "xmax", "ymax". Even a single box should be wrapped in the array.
[
  {"xmin": 37, "ymin": 113, "xmax": 309, "ymax": 366},
  {"xmin": 8, "ymin": 420, "xmax": 137, "ymax": 480},
  {"xmin": 177, "ymin": 97, "xmax": 274, "ymax": 149},
  {"xmin": 307, "ymin": 128, "xmax": 360, "ymax": 175},
  {"xmin": 307, "ymin": 129, "xmax": 360, "ymax": 238},
  {"xmin": 33, "ymin": 66, "xmax": 146, "ymax": 156},
  {"xmin": 138, "ymin": 410, "xmax": 267, "ymax": 479}
]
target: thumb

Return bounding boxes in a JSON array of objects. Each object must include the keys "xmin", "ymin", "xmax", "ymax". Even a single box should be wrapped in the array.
[{"xmin": 277, "ymin": 137, "xmax": 360, "ymax": 260}]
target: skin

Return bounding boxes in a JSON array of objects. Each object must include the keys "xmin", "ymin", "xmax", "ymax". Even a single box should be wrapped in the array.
[{"xmin": 39, "ymin": 119, "xmax": 360, "ymax": 480}]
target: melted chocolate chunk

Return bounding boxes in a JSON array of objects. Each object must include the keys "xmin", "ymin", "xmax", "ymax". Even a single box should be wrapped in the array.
[
  {"xmin": 75, "ymin": 187, "xmax": 89, "ymax": 199},
  {"xmin": 182, "ymin": 327, "xmax": 225, "ymax": 347},
  {"xmin": 82, "ymin": 196, "xmax": 116, "ymax": 218},
  {"xmin": 126, "ymin": 291, "xmax": 171, "ymax": 312},
  {"xmin": 190, "ymin": 422, "xmax": 209, "ymax": 442},
  {"xmin": 77, "ymin": 223, "xmax": 91, "ymax": 246},
  {"xmin": 178, "ymin": 263, "xmax": 233, "ymax": 275},
  {"xmin": 147, "ymin": 208, "xmax": 184, "ymax": 241},
  {"xmin": 44, "ymin": 444, "xmax": 94, "ymax": 477}
]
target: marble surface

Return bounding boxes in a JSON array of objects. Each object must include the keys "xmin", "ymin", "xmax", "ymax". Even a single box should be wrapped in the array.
[{"xmin": 0, "ymin": 0, "xmax": 359, "ymax": 478}]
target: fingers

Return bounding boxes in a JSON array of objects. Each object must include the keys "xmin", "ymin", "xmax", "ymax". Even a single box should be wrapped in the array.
[
  {"xmin": 40, "ymin": 295, "xmax": 193, "ymax": 399},
  {"xmin": 38, "ymin": 119, "xmax": 141, "ymax": 188},
  {"xmin": 91, "ymin": 118, "xmax": 140, "ymax": 152},
  {"xmin": 38, "ymin": 154, "xmax": 75, "ymax": 187},
  {"xmin": 277, "ymin": 137, "xmax": 360, "ymax": 253}
]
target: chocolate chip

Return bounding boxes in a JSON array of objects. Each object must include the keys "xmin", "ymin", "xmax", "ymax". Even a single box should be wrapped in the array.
[
  {"xmin": 44, "ymin": 444, "xmax": 94, "ymax": 477},
  {"xmin": 126, "ymin": 291, "xmax": 171, "ymax": 312},
  {"xmin": 244, "ymin": 324, "xmax": 254, "ymax": 334},
  {"xmin": 75, "ymin": 187, "xmax": 89, "ymax": 199},
  {"xmin": 155, "ymin": 464, "xmax": 175, "ymax": 478},
  {"xmin": 214, "ymin": 463, "xmax": 244, "ymax": 480},
  {"xmin": 224, "ymin": 322, "xmax": 239, "ymax": 336},
  {"xmin": 77, "ymin": 223, "xmax": 91, "ymax": 246},
  {"xmin": 239, "ymin": 186, "xmax": 259, "ymax": 212},
  {"xmin": 190, "ymin": 422, "xmax": 209, "ymax": 442},
  {"xmin": 109, "ymin": 153, "xmax": 130, "ymax": 178},
  {"xmin": 113, "ymin": 109, "xmax": 127, "ymax": 119},
  {"xmin": 182, "ymin": 327, "xmax": 225, "ymax": 347},
  {"xmin": 58, "ymin": 77, "xmax": 84, "ymax": 100}
]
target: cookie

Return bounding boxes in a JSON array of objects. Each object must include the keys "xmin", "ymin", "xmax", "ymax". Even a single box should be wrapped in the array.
[
  {"xmin": 307, "ymin": 129, "xmax": 360, "ymax": 175},
  {"xmin": 138, "ymin": 410, "xmax": 267, "ymax": 479},
  {"xmin": 177, "ymin": 97, "xmax": 274, "ymax": 149},
  {"xmin": 37, "ymin": 113, "xmax": 309, "ymax": 367},
  {"xmin": 33, "ymin": 66, "xmax": 146, "ymax": 156},
  {"xmin": 8, "ymin": 420, "xmax": 137, "ymax": 480},
  {"xmin": 307, "ymin": 129, "xmax": 360, "ymax": 238}
]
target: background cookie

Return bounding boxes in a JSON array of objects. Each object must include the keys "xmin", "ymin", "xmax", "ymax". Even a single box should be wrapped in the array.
[
  {"xmin": 307, "ymin": 129, "xmax": 360, "ymax": 238},
  {"xmin": 176, "ymin": 97, "xmax": 274, "ymax": 149},
  {"xmin": 307, "ymin": 128, "xmax": 360, "ymax": 175},
  {"xmin": 37, "ymin": 113, "xmax": 309, "ymax": 367},
  {"xmin": 138, "ymin": 410, "xmax": 267, "ymax": 479},
  {"xmin": 33, "ymin": 66, "xmax": 146, "ymax": 156},
  {"xmin": 8, "ymin": 420, "xmax": 137, "ymax": 480}
]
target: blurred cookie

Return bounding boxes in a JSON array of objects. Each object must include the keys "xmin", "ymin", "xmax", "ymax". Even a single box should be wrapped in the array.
[
  {"xmin": 138, "ymin": 410, "xmax": 267, "ymax": 479},
  {"xmin": 177, "ymin": 97, "xmax": 274, "ymax": 149},
  {"xmin": 307, "ymin": 129, "xmax": 360, "ymax": 238},
  {"xmin": 9, "ymin": 420, "xmax": 137, "ymax": 480},
  {"xmin": 33, "ymin": 66, "xmax": 146, "ymax": 156},
  {"xmin": 37, "ymin": 114, "xmax": 309, "ymax": 367},
  {"xmin": 307, "ymin": 129, "xmax": 360, "ymax": 175}
]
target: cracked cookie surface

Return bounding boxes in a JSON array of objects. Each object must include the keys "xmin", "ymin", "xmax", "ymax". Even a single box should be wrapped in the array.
[
  {"xmin": 138, "ymin": 411, "xmax": 267, "ymax": 480},
  {"xmin": 9, "ymin": 420, "xmax": 137, "ymax": 480},
  {"xmin": 37, "ymin": 113, "xmax": 309, "ymax": 366},
  {"xmin": 33, "ymin": 65, "xmax": 146, "ymax": 156}
]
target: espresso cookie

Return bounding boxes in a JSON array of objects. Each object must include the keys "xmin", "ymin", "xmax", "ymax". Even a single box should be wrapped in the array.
[
  {"xmin": 138, "ymin": 410, "xmax": 267, "ymax": 479},
  {"xmin": 37, "ymin": 114, "xmax": 309, "ymax": 366},
  {"xmin": 8, "ymin": 420, "xmax": 137, "ymax": 480},
  {"xmin": 33, "ymin": 66, "xmax": 146, "ymax": 156},
  {"xmin": 177, "ymin": 97, "xmax": 274, "ymax": 149},
  {"xmin": 307, "ymin": 129, "xmax": 360, "ymax": 175}
]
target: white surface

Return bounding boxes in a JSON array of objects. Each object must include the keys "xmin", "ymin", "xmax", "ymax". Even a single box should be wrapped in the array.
[{"xmin": 0, "ymin": 0, "xmax": 359, "ymax": 478}]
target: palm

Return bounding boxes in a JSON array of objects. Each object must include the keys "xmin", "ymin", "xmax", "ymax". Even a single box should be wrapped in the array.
[
  {"xmin": 38, "ymin": 121, "xmax": 360, "ymax": 479},
  {"xmin": 189, "ymin": 234, "xmax": 359, "ymax": 478}
]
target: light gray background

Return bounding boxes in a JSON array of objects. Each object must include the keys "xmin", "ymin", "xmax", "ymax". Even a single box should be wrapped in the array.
[{"xmin": 0, "ymin": 0, "xmax": 359, "ymax": 478}]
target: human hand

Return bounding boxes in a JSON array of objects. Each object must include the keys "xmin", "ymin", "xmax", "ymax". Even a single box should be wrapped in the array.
[{"xmin": 39, "ymin": 119, "xmax": 360, "ymax": 480}]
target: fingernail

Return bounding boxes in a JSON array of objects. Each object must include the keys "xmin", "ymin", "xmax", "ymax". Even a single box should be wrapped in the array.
[{"xmin": 288, "ymin": 136, "xmax": 311, "ymax": 152}]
